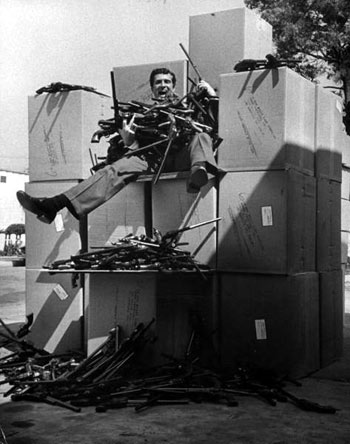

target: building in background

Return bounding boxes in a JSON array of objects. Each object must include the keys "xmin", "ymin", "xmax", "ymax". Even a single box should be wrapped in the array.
[{"xmin": 0, "ymin": 170, "xmax": 28, "ymax": 252}]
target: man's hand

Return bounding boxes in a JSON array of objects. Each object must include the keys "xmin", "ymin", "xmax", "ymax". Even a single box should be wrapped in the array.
[
  {"xmin": 118, "ymin": 114, "xmax": 137, "ymax": 147},
  {"xmin": 197, "ymin": 80, "xmax": 217, "ymax": 97}
]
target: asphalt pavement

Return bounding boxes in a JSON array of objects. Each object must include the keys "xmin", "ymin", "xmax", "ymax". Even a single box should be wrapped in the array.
[
  {"xmin": 0, "ymin": 261, "xmax": 25, "ymax": 325},
  {"xmin": 0, "ymin": 262, "xmax": 350, "ymax": 443}
]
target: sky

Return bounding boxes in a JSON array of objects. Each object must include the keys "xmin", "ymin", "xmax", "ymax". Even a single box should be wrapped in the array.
[{"xmin": 0, "ymin": 0, "xmax": 244, "ymax": 173}]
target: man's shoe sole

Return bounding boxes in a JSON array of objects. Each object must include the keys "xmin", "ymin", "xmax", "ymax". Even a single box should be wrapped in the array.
[
  {"xmin": 187, "ymin": 166, "xmax": 208, "ymax": 193},
  {"xmin": 16, "ymin": 191, "xmax": 56, "ymax": 224}
]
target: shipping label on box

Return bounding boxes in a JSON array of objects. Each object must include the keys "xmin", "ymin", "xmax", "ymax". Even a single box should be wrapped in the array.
[
  {"xmin": 341, "ymin": 230, "xmax": 349, "ymax": 264},
  {"xmin": 28, "ymin": 91, "xmax": 111, "ymax": 181},
  {"xmin": 341, "ymin": 198, "xmax": 350, "ymax": 232},
  {"xmin": 217, "ymin": 169, "xmax": 316, "ymax": 273},
  {"xmin": 189, "ymin": 7, "xmax": 272, "ymax": 94},
  {"xmin": 341, "ymin": 131, "xmax": 350, "ymax": 167},
  {"xmin": 342, "ymin": 167, "xmax": 350, "ymax": 200},
  {"xmin": 152, "ymin": 177, "xmax": 217, "ymax": 268},
  {"xmin": 25, "ymin": 181, "xmax": 82, "ymax": 268},
  {"xmin": 218, "ymin": 68, "xmax": 316, "ymax": 173}
]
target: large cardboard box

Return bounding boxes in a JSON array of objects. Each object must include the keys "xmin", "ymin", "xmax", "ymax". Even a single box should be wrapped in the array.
[
  {"xmin": 341, "ymin": 131, "xmax": 350, "ymax": 167},
  {"xmin": 25, "ymin": 269, "xmax": 83, "ymax": 354},
  {"xmin": 152, "ymin": 177, "xmax": 218, "ymax": 268},
  {"xmin": 189, "ymin": 7, "xmax": 272, "ymax": 93},
  {"xmin": 316, "ymin": 178, "xmax": 341, "ymax": 271},
  {"xmin": 341, "ymin": 198, "xmax": 350, "ymax": 232},
  {"xmin": 28, "ymin": 91, "xmax": 111, "ymax": 181},
  {"xmin": 25, "ymin": 181, "xmax": 82, "ymax": 269},
  {"xmin": 217, "ymin": 169, "xmax": 316, "ymax": 274},
  {"xmin": 84, "ymin": 273, "xmax": 157, "ymax": 355},
  {"xmin": 219, "ymin": 272, "xmax": 320, "ymax": 378},
  {"xmin": 87, "ymin": 181, "xmax": 148, "ymax": 248},
  {"xmin": 341, "ymin": 166, "xmax": 350, "ymax": 200},
  {"xmin": 315, "ymin": 85, "xmax": 343, "ymax": 181},
  {"xmin": 319, "ymin": 270, "xmax": 343, "ymax": 367},
  {"xmin": 341, "ymin": 231, "xmax": 349, "ymax": 265},
  {"xmin": 218, "ymin": 68, "xmax": 316, "ymax": 173},
  {"xmin": 113, "ymin": 60, "xmax": 187, "ymax": 103},
  {"xmin": 85, "ymin": 272, "xmax": 216, "ymax": 366}
]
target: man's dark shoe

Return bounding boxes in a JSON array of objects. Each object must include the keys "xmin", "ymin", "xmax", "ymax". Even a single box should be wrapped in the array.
[
  {"xmin": 16, "ymin": 191, "xmax": 57, "ymax": 224},
  {"xmin": 187, "ymin": 165, "xmax": 209, "ymax": 193}
]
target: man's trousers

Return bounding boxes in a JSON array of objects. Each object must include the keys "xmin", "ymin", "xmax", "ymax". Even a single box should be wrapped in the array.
[{"xmin": 64, "ymin": 133, "xmax": 217, "ymax": 217}]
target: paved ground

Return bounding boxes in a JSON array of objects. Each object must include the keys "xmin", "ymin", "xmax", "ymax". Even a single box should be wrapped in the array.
[
  {"xmin": 1, "ymin": 262, "xmax": 350, "ymax": 443},
  {"xmin": 0, "ymin": 261, "xmax": 25, "ymax": 325}
]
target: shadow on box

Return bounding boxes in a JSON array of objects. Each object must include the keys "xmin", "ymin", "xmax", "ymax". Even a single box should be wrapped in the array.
[
  {"xmin": 29, "ymin": 93, "xmax": 69, "ymax": 135},
  {"xmin": 153, "ymin": 273, "xmax": 218, "ymax": 368},
  {"xmin": 45, "ymin": 214, "xmax": 82, "ymax": 267},
  {"xmin": 151, "ymin": 175, "xmax": 218, "ymax": 270},
  {"xmin": 85, "ymin": 272, "xmax": 218, "ymax": 369},
  {"xmin": 25, "ymin": 185, "xmax": 83, "ymax": 269},
  {"xmin": 216, "ymin": 144, "xmax": 343, "ymax": 378},
  {"xmin": 26, "ymin": 271, "xmax": 83, "ymax": 354}
]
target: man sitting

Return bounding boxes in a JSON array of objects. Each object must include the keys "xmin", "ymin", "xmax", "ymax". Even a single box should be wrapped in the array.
[{"xmin": 17, "ymin": 67, "xmax": 222, "ymax": 224}]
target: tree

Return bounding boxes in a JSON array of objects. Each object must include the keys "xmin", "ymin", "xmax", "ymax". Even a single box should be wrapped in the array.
[{"xmin": 245, "ymin": 0, "xmax": 350, "ymax": 132}]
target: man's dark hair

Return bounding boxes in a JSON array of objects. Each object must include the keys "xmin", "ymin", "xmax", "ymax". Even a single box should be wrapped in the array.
[{"xmin": 149, "ymin": 68, "xmax": 176, "ymax": 88}]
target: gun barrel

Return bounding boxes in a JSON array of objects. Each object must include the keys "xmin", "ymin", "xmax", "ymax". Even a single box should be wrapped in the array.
[
  {"xmin": 164, "ymin": 217, "xmax": 222, "ymax": 239},
  {"xmin": 180, "ymin": 217, "xmax": 222, "ymax": 233},
  {"xmin": 110, "ymin": 71, "xmax": 119, "ymax": 117},
  {"xmin": 179, "ymin": 43, "xmax": 202, "ymax": 81}
]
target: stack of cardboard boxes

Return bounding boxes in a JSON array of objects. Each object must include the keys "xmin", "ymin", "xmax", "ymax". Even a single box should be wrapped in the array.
[
  {"xmin": 217, "ymin": 68, "xmax": 319, "ymax": 377},
  {"xmin": 315, "ymin": 85, "xmax": 344, "ymax": 367},
  {"xmin": 341, "ymin": 117, "xmax": 350, "ymax": 325},
  {"xmin": 26, "ymin": 90, "xmax": 111, "ymax": 353},
  {"xmin": 217, "ymin": 66, "xmax": 346, "ymax": 377},
  {"xmin": 24, "ymin": 7, "xmax": 347, "ymax": 376},
  {"xmin": 84, "ymin": 7, "xmax": 273, "ymax": 360}
]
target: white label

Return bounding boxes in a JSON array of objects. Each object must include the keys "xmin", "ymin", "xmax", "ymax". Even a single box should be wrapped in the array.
[
  {"xmin": 54, "ymin": 213, "xmax": 64, "ymax": 232},
  {"xmin": 255, "ymin": 319, "xmax": 267, "ymax": 340},
  {"xmin": 53, "ymin": 284, "xmax": 69, "ymax": 300},
  {"xmin": 336, "ymin": 99, "xmax": 343, "ymax": 114},
  {"xmin": 261, "ymin": 206, "xmax": 273, "ymax": 226}
]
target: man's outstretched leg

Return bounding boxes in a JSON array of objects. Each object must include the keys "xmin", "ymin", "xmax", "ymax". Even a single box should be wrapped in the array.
[
  {"xmin": 184, "ymin": 132, "xmax": 223, "ymax": 193},
  {"xmin": 17, "ymin": 155, "xmax": 149, "ymax": 223},
  {"xmin": 16, "ymin": 191, "xmax": 77, "ymax": 224}
]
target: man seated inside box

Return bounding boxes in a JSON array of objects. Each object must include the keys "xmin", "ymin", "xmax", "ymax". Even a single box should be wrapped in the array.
[{"xmin": 17, "ymin": 67, "xmax": 223, "ymax": 224}]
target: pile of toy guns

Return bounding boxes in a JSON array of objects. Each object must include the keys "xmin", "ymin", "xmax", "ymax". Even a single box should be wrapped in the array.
[
  {"xmin": 92, "ymin": 97, "xmax": 214, "ymax": 144},
  {"xmin": 234, "ymin": 54, "xmax": 299, "ymax": 72},
  {"xmin": 44, "ymin": 218, "xmax": 220, "ymax": 275},
  {"xmin": 90, "ymin": 94, "xmax": 216, "ymax": 183},
  {"xmin": 35, "ymin": 82, "xmax": 110, "ymax": 97},
  {"xmin": 0, "ymin": 317, "xmax": 338, "ymax": 414},
  {"xmin": 90, "ymin": 58, "xmax": 218, "ymax": 181}
]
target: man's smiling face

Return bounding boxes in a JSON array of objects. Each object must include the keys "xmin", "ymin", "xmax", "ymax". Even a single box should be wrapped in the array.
[{"xmin": 151, "ymin": 73, "xmax": 175, "ymax": 101}]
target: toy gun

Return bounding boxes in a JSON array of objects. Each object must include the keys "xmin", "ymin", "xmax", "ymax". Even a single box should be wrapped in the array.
[
  {"xmin": 179, "ymin": 43, "xmax": 202, "ymax": 81},
  {"xmin": 161, "ymin": 217, "xmax": 222, "ymax": 245},
  {"xmin": 35, "ymin": 81, "xmax": 110, "ymax": 97},
  {"xmin": 90, "ymin": 66, "xmax": 218, "ymax": 177},
  {"xmin": 179, "ymin": 42, "xmax": 217, "ymax": 124},
  {"xmin": 91, "ymin": 96, "xmax": 214, "ymax": 167},
  {"xmin": 234, "ymin": 54, "xmax": 299, "ymax": 72}
]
